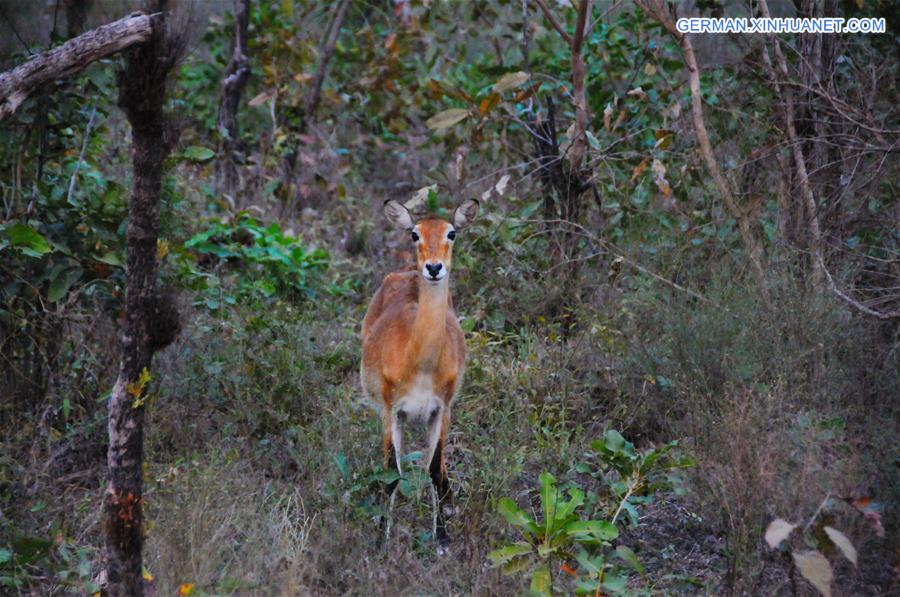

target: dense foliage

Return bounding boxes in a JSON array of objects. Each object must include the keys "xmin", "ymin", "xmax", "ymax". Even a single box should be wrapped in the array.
[{"xmin": 0, "ymin": 0, "xmax": 897, "ymax": 594}]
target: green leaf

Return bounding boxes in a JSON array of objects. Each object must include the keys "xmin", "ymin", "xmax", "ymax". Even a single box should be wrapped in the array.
[
  {"xmin": 529, "ymin": 563, "xmax": 551, "ymax": 596},
  {"xmin": 538, "ymin": 472, "xmax": 558, "ymax": 534},
  {"xmin": 6, "ymin": 224, "xmax": 51, "ymax": 255},
  {"xmin": 0, "ymin": 548, "xmax": 10, "ymax": 564},
  {"xmin": 94, "ymin": 252, "xmax": 122, "ymax": 267},
  {"xmin": 426, "ymin": 108, "xmax": 469, "ymax": 130},
  {"xmin": 488, "ymin": 541, "xmax": 532, "ymax": 567},
  {"xmin": 563, "ymin": 520, "xmax": 619, "ymax": 544},
  {"xmin": 604, "ymin": 429, "xmax": 627, "ymax": 453},
  {"xmin": 601, "ymin": 574, "xmax": 629, "ymax": 594},
  {"xmin": 615, "ymin": 544, "xmax": 644, "ymax": 573},
  {"xmin": 641, "ymin": 442, "xmax": 675, "ymax": 470},
  {"xmin": 48, "ymin": 267, "xmax": 83, "ymax": 302},
  {"xmin": 575, "ymin": 547, "xmax": 603, "ymax": 577},
  {"xmin": 181, "ymin": 146, "xmax": 215, "ymax": 162},
  {"xmin": 497, "ymin": 498, "xmax": 539, "ymax": 536},
  {"xmin": 555, "ymin": 487, "xmax": 585, "ymax": 523}
]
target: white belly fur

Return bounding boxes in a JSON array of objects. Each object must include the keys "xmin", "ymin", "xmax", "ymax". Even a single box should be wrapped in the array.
[{"xmin": 394, "ymin": 373, "xmax": 442, "ymax": 427}]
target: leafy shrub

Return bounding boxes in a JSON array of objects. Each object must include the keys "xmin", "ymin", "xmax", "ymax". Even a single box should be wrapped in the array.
[
  {"xmin": 180, "ymin": 214, "xmax": 331, "ymax": 309},
  {"xmin": 489, "ymin": 430, "xmax": 692, "ymax": 594}
]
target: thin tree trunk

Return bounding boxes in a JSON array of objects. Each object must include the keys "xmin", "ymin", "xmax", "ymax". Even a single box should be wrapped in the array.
[
  {"xmin": 635, "ymin": 0, "xmax": 772, "ymax": 305},
  {"xmin": 64, "ymin": 0, "xmax": 93, "ymax": 38},
  {"xmin": 306, "ymin": 0, "xmax": 352, "ymax": 119},
  {"xmin": 104, "ymin": 9, "xmax": 182, "ymax": 594},
  {"xmin": 758, "ymin": 0, "xmax": 824, "ymax": 287},
  {"xmin": 0, "ymin": 13, "xmax": 154, "ymax": 119},
  {"xmin": 216, "ymin": 0, "xmax": 251, "ymax": 204}
]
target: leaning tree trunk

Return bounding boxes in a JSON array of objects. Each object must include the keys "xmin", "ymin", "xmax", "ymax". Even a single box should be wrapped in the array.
[
  {"xmin": 215, "ymin": 0, "xmax": 251, "ymax": 204},
  {"xmin": 103, "ymin": 9, "xmax": 182, "ymax": 595}
]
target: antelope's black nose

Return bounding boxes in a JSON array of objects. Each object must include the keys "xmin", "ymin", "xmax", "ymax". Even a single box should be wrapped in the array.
[{"xmin": 425, "ymin": 263, "xmax": 443, "ymax": 278}]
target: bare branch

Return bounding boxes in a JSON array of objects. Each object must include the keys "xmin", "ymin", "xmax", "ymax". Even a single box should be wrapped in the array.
[
  {"xmin": 533, "ymin": 0, "xmax": 573, "ymax": 45},
  {"xmin": 306, "ymin": 0, "xmax": 352, "ymax": 118},
  {"xmin": 758, "ymin": 0, "xmax": 824, "ymax": 287},
  {"xmin": 0, "ymin": 13, "xmax": 155, "ymax": 120},
  {"xmin": 568, "ymin": 0, "xmax": 591, "ymax": 172},
  {"xmin": 821, "ymin": 259, "xmax": 900, "ymax": 320},
  {"xmin": 636, "ymin": 0, "xmax": 771, "ymax": 306}
]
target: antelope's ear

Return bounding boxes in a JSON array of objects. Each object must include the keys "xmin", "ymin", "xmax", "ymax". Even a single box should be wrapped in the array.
[
  {"xmin": 452, "ymin": 198, "xmax": 479, "ymax": 229},
  {"xmin": 383, "ymin": 199, "xmax": 414, "ymax": 230}
]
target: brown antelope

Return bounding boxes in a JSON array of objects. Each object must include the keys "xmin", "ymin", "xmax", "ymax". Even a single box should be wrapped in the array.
[{"xmin": 360, "ymin": 198, "xmax": 479, "ymax": 551}]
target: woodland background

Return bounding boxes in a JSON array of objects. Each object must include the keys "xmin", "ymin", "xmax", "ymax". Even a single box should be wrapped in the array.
[{"xmin": 0, "ymin": 0, "xmax": 897, "ymax": 595}]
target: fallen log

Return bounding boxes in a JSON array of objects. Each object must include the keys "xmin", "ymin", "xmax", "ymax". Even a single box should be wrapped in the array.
[{"xmin": 0, "ymin": 12, "xmax": 154, "ymax": 119}]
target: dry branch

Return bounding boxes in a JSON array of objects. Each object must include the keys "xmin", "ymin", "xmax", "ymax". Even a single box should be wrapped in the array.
[
  {"xmin": 306, "ymin": 0, "xmax": 352, "ymax": 118},
  {"xmin": 0, "ymin": 13, "xmax": 154, "ymax": 119},
  {"xmin": 635, "ymin": 0, "xmax": 771, "ymax": 306},
  {"xmin": 758, "ymin": 0, "xmax": 824, "ymax": 287},
  {"xmin": 216, "ymin": 0, "xmax": 251, "ymax": 201}
]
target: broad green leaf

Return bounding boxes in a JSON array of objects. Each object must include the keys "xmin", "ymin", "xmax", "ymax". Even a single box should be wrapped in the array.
[
  {"xmin": 493, "ymin": 71, "xmax": 530, "ymax": 93},
  {"xmin": 529, "ymin": 563, "xmax": 551, "ymax": 596},
  {"xmin": 94, "ymin": 252, "xmax": 122, "ymax": 267},
  {"xmin": 823, "ymin": 527, "xmax": 857, "ymax": 566},
  {"xmin": 574, "ymin": 579, "xmax": 600, "ymax": 594},
  {"xmin": 0, "ymin": 548, "xmax": 10, "ymax": 564},
  {"xmin": 601, "ymin": 574, "xmax": 628, "ymax": 594},
  {"xmin": 574, "ymin": 547, "xmax": 603, "ymax": 577},
  {"xmin": 400, "ymin": 450, "xmax": 423, "ymax": 464},
  {"xmin": 181, "ymin": 146, "xmax": 215, "ymax": 162},
  {"xmin": 502, "ymin": 554, "xmax": 533, "ymax": 576},
  {"xmin": 555, "ymin": 487, "xmax": 584, "ymax": 523},
  {"xmin": 792, "ymin": 549, "xmax": 833, "ymax": 597},
  {"xmin": 488, "ymin": 541, "xmax": 532, "ymax": 567},
  {"xmin": 497, "ymin": 497, "xmax": 539, "ymax": 536},
  {"xmin": 615, "ymin": 544, "xmax": 644, "ymax": 573},
  {"xmin": 426, "ymin": 108, "xmax": 469, "ymax": 130},
  {"xmin": 604, "ymin": 429, "xmax": 627, "ymax": 454},
  {"xmin": 765, "ymin": 518, "xmax": 796, "ymax": 549},
  {"xmin": 7, "ymin": 224, "xmax": 51, "ymax": 255},
  {"xmin": 641, "ymin": 442, "xmax": 675, "ymax": 470},
  {"xmin": 538, "ymin": 472, "xmax": 558, "ymax": 533},
  {"xmin": 48, "ymin": 267, "xmax": 83, "ymax": 303},
  {"xmin": 563, "ymin": 520, "xmax": 619, "ymax": 544},
  {"xmin": 373, "ymin": 469, "xmax": 400, "ymax": 484}
]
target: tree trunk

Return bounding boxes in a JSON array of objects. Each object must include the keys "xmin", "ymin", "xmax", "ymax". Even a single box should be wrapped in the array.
[
  {"xmin": 64, "ymin": 0, "xmax": 93, "ymax": 38},
  {"xmin": 0, "ymin": 13, "xmax": 154, "ymax": 119},
  {"xmin": 635, "ymin": 0, "xmax": 772, "ymax": 306},
  {"xmin": 216, "ymin": 0, "xmax": 251, "ymax": 204},
  {"xmin": 104, "ymin": 10, "xmax": 182, "ymax": 595}
]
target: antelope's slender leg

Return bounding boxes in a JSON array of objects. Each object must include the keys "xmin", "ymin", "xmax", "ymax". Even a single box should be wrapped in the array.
[
  {"xmin": 428, "ymin": 408, "xmax": 452, "ymax": 551},
  {"xmin": 380, "ymin": 409, "xmax": 403, "ymax": 542}
]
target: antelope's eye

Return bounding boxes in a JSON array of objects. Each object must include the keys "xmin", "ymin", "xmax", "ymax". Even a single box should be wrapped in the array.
[
  {"xmin": 447, "ymin": 230, "xmax": 457, "ymax": 241},
  {"xmin": 411, "ymin": 231, "xmax": 420, "ymax": 242}
]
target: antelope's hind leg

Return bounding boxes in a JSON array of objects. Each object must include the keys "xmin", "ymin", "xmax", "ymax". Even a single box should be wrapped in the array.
[
  {"xmin": 426, "ymin": 407, "xmax": 452, "ymax": 553},
  {"xmin": 379, "ymin": 409, "xmax": 402, "ymax": 543}
]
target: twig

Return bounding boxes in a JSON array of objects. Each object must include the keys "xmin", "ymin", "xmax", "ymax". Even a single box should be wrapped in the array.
[
  {"xmin": 306, "ymin": 0, "xmax": 352, "ymax": 118},
  {"xmin": 821, "ymin": 258, "xmax": 900, "ymax": 320},
  {"xmin": 532, "ymin": 0, "xmax": 572, "ymax": 45},
  {"xmin": 66, "ymin": 104, "xmax": 97, "ymax": 206},
  {"xmin": 803, "ymin": 492, "xmax": 831, "ymax": 533}
]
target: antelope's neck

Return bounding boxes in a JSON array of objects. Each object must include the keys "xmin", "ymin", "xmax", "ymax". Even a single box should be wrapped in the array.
[{"xmin": 409, "ymin": 278, "xmax": 449, "ymax": 371}]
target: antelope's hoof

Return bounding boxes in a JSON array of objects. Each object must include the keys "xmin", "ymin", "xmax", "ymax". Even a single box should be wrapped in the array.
[{"xmin": 435, "ymin": 531, "xmax": 450, "ymax": 556}]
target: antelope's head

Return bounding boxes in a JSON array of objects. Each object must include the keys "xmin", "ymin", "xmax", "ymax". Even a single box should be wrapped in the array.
[{"xmin": 383, "ymin": 199, "xmax": 479, "ymax": 285}]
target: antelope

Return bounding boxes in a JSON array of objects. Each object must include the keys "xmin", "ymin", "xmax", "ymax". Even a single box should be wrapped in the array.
[{"xmin": 360, "ymin": 198, "xmax": 479, "ymax": 551}]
